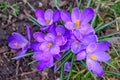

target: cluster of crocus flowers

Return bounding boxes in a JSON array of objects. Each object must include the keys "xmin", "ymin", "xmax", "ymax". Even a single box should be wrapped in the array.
[{"xmin": 7, "ymin": 7, "xmax": 111, "ymax": 76}]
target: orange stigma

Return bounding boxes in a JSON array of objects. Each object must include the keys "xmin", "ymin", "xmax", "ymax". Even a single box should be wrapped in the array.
[
  {"xmin": 74, "ymin": 39, "xmax": 78, "ymax": 43},
  {"xmin": 44, "ymin": 17, "xmax": 50, "ymax": 24},
  {"xmin": 57, "ymin": 32, "xmax": 61, "ymax": 36},
  {"xmin": 74, "ymin": 20, "xmax": 80, "ymax": 28},
  {"xmin": 14, "ymin": 42, "xmax": 19, "ymax": 47},
  {"xmin": 88, "ymin": 54, "xmax": 96, "ymax": 60},
  {"xmin": 46, "ymin": 42, "xmax": 52, "ymax": 47}
]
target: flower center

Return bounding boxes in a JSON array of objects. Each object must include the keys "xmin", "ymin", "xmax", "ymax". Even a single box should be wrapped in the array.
[
  {"xmin": 57, "ymin": 32, "xmax": 62, "ymax": 36},
  {"xmin": 88, "ymin": 53, "xmax": 96, "ymax": 60},
  {"xmin": 22, "ymin": 42, "xmax": 26, "ymax": 46},
  {"xmin": 74, "ymin": 39, "xmax": 78, "ymax": 43},
  {"xmin": 14, "ymin": 42, "xmax": 19, "ymax": 47},
  {"xmin": 74, "ymin": 20, "xmax": 80, "ymax": 28},
  {"xmin": 46, "ymin": 42, "xmax": 52, "ymax": 47},
  {"xmin": 44, "ymin": 17, "xmax": 50, "ymax": 24}
]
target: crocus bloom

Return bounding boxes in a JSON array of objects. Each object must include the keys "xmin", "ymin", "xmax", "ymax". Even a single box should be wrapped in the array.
[
  {"xmin": 61, "ymin": 7, "xmax": 95, "ymax": 39},
  {"xmin": 33, "ymin": 51, "xmax": 53, "ymax": 70},
  {"xmin": 33, "ymin": 32, "xmax": 62, "ymax": 55},
  {"xmin": 71, "ymin": 33, "xmax": 98, "ymax": 54},
  {"xmin": 35, "ymin": 9, "xmax": 60, "ymax": 30},
  {"xmin": 7, "ymin": 26, "xmax": 31, "ymax": 58},
  {"xmin": 76, "ymin": 41, "xmax": 111, "ymax": 76}
]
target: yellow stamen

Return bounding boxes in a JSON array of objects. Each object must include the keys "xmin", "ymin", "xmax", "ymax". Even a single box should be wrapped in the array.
[
  {"xmin": 22, "ymin": 42, "xmax": 26, "ymax": 46},
  {"xmin": 88, "ymin": 54, "xmax": 96, "ymax": 60},
  {"xmin": 14, "ymin": 42, "xmax": 19, "ymax": 47},
  {"xmin": 44, "ymin": 17, "xmax": 50, "ymax": 24},
  {"xmin": 46, "ymin": 42, "xmax": 52, "ymax": 47},
  {"xmin": 57, "ymin": 32, "xmax": 61, "ymax": 36},
  {"xmin": 74, "ymin": 20, "xmax": 80, "ymax": 28},
  {"xmin": 74, "ymin": 39, "xmax": 78, "ymax": 43}
]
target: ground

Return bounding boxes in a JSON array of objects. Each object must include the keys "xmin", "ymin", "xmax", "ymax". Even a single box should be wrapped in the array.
[{"xmin": 0, "ymin": 0, "xmax": 120, "ymax": 80}]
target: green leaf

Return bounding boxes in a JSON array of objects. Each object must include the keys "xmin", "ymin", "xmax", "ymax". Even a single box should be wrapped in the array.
[
  {"xmin": 53, "ymin": 0, "xmax": 60, "ymax": 10},
  {"xmin": 105, "ymin": 61, "xmax": 118, "ymax": 70},
  {"xmin": 111, "ymin": 45, "xmax": 119, "ymax": 56},
  {"xmin": 28, "ymin": 60, "xmax": 38, "ymax": 65},
  {"xmin": 86, "ymin": 0, "xmax": 92, "ymax": 8},
  {"xmin": 55, "ymin": 53, "xmax": 72, "ymax": 72},
  {"xmin": 60, "ymin": 64, "xmax": 64, "ymax": 80},
  {"xmin": 95, "ymin": 19, "xmax": 120, "ymax": 32},
  {"xmin": 105, "ymin": 71, "xmax": 120, "ymax": 76},
  {"xmin": 12, "ymin": 51, "xmax": 34, "ymax": 59},
  {"xmin": 67, "ymin": 54, "xmax": 75, "ymax": 80},
  {"xmin": 25, "ymin": 0, "xmax": 35, "ymax": 11},
  {"xmin": 98, "ymin": 32, "xmax": 120, "ymax": 39},
  {"xmin": 52, "ymin": 50, "xmax": 72, "ymax": 67}
]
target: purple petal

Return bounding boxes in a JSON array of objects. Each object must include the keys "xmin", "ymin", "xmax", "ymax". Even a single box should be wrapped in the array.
[
  {"xmin": 95, "ymin": 41, "xmax": 110, "ymax": 52},
  {"xmin": 56, "ymin": 25, "xmax": 65, "ymax": 36},
  {"xmin": 73, "ymin": 30, "xmax": 83, "ymax": 40},
  {"xmin": 71, "ymin": 42, "xmax": 81, "ymax": 54},
  {"xmin": 12, "ymin": 32, "xmax": 28, "ymax": 42},
  {"xmin": 33, "ymin": 32, "xmax": 45, "ymax": 42},
  {"xmin": 30, "ymin": 42, "xmax": 41, "ymax": 51},
  {"xmin": 53, "ymin": 54, "xmax": 61, "ymax": 59},
  {"xmin": 86, "ymin": 42, "xmax": 97, "ymax": 53},
  {"xmin": 61, "ymin": 10, "xmax": 71, "ymax": 22},
  {"xmin": 40, "ymin": 25, "xmax": 49, "ymax": 31},
  {"xmin": 60, "ymin": 40, "xmax": 71, "ymax": 52},
  {"xmin": 39, "ymin": 42, "xmax": 49, "ymax": 51},
  {"xmin": 76, "ymin": 51, "xmax": 86, "ymax": 60},
  {"xmin": 15, "ymin": 49, "xmax": 27, "ymax": 59},
  {"xmin": 26, "ymin": 25, "xmax": 31, "ymax": 41},
  {"xmin": 82, "ymin": 34, "xmax": 98, "ymax": 45},
  {"xmin": 65, "ymin": 21, "xmax": 74, "ymax": 30},
  {"xmin": 8, "ymin": 40, "xmax": 25, "ymax": 49},
  {"xmin": 36, "ymin": 61, "xmax": 46, "ymax": 70},
  {"xmin": 86, "ymin": 57, "xmax": 104, "ymax": 76},
  {"xmin": 45, "ymin": 33, "xmax": 55, "ymax": 42},
  {"xmin": 71, "ymin": 7, "xmax": 80, "ymax": 22},
  {"xmin": 79, "ymin": 24, "xmax": 95, "ymax": 35},
  {"xmin": 44, "ymin": 9, "xmax": 53, "ymax": 21},
  {"xmin": 80, "ymin": 8, "xmax": 94, "ymax": 24},
  {"xmin": 55, "ymin": 36, "xmax": 67, "ymax": 46},
  {"xmin": 46, "ymin": 56, "xmax": 53, "ymax": 67},
  {"xmin": 64, "ymin": 62, "xmax": 70, "ymax": 71},
  {"xmin": 50, "ymin": 45, "xmax": 60, "ymax": 55},
  {"xmin": 48, "ymin": 24, "xmax": 56, "ymax": 35},
  {"xmin": 33, "ymin": 51, "xmax": 51, "ymax": 61},
  {"xmin": 35, "ymin": 8, "xmax": 44, "ymax": 18},
  {"xmin": 37, "ymin": 17, "xmax": 46, "ymax": 26},
  {"xmin": 94, "ymin": 52, "xmax": 111, "ymax": 62},
  {"xmin": 53, "ymin": 10, "xmax": 61, "ymax": 22}
]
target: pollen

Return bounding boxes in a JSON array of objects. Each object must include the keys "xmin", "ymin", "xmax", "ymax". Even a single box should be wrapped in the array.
[
  {"xmin": 44, "ymin": 17, "xmax": 50, "ymax": 24},
  {"xmin": 88, "ymin": 54, "xmax": 96, "ymax": 60},
  {"xmin": 74, "ymin": 39, "xmax": 78, "ymax": 43},
  {"xmin": 57, "ymin": 32, "xmax": 62, "ymax": 36},
  {"xmin": 14, "ymin": 42, "xmax": 19, "ymax": 47},
  {"xmin": 46, "ymin": 42, "xmax": 52, "ymax": 47},
  {"xmin": 74, "ymin": 20, "xmax": 80, "ymax": 28}
]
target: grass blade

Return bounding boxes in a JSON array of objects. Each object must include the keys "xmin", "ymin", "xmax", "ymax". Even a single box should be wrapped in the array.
[
  {"xmin": 105, "ymin": 71, "xmax": 120, "ymax": 76},
  {"xmin": 53, "ymin": 0, "xmax": 60, "ymax": 10},
  {"xmin": 91, "ymin": 0, "xmax": 101, "ymax": 27},
  {"xmin": 76, "ymin": 0, "xmax": 82, "ymax": 9},
  {"xmin": 55, "ymin": 53, "xmax": 72, "ymax": 72},
  {"xmin": 98, "ymin": 32, "xmax": 120, "ymax": 39},
  {"xmin": 67, "ymin": 54, "xmax": 75, "ymax": 80},
  {"xmin": 24, "ymin": 0, "xmax": 35, "ymax": 11},
  {"xmin": 105, "ymin": 61, "xmax": 118, "ymax": 70},
  {"xmin": 95, "ymin": 19, "xmax": 120, "ymax": 32},
  {"xmin": 12, "ymin": 52, "xmax": 34, "ymax": 59},
  {"xmin": 60, "ymin": 64, "xmax": 64, "ymax": 80},
  {"xmin": 86, "ymin": 0, "xmax": 92, "ymax": 8},
  {"xmin": 28, "ymin": 60, "xmax": 38, "ymax": 65},
  {"xmin": 52, "ymin": 50, "xmax": 72, "ymax": 67},
  {"xmin": 111, "ymin": 45, "xmax": 119, "ymax": 56}
]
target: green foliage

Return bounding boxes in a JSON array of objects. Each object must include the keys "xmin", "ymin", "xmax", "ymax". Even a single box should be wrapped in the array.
[{"xmin": 112, "ymin": 1, "xmax": 120, "ymax": 14}]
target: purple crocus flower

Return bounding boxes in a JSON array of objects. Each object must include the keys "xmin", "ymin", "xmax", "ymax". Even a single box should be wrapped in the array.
[
  {"xmin": 61, "ymin": 7, "xmax": 95, "ymax": 39},
  {"xmin": 35, "ymin": 9, "xmax": 60, "ymax": 30},
  {"xmin": 7, "ymin": 26, "xmax": 31, "ymax": 58},
  {"xmin": 33, "ymin": 32, "xmax": 63, "ymax": 55},
  {"xmin": 76, "ymin": 41, "xmax": 111, "ymax": 76},
  {"xmin": 71, "ymin": 33, "xmax": 98, "ymax": 54},
  {"xmin": 33, "ymin": 51, "xmax": 54, "ymax": 70}
]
